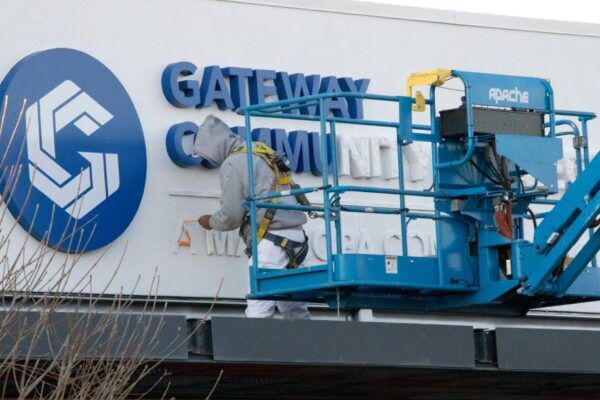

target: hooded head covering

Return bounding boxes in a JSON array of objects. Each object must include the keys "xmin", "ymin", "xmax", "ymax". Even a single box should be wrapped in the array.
[{"xmin": 192, "ymin": 114, "xmax": 244, "ymax": 167}]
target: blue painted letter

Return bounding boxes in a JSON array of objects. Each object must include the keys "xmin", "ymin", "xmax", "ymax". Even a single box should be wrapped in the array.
[
  {"xmin": 338, "ymin": 77, "xmax": 370, "ymax": 119},
  {"xmin": 199, "ymin": 65, "xmax": 234, "ymax": 110},
  {"xmin": 223, "ymin": 67, "xmax": 253, "ymax": 108},
  {"xmin": 162, "ymin": 62, "xmax": 199, "ymax": 108}
]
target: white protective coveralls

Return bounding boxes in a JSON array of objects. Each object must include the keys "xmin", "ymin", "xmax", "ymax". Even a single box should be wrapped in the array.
[
  {"xmin": 193, "ymin": 115, "xmax": 310, "ymax": 319},
  {"xmin": 246, "ymin": 229, "xmax": 310, "ymax": 319}
]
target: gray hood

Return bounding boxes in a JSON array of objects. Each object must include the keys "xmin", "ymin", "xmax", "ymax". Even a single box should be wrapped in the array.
[{"xmin": 192, "ymin": 115, "xmax": 244, "ymax": 167}]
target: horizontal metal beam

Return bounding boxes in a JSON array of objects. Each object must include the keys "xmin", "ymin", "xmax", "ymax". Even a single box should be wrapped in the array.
[
  {"xmin": 0, "ymin": 311, "xmax": 188, "ymax": 360},
  {"xmin": 496, "ymin": 327, "xmax": 600, "ymax": 372},
  {"xmin": 210, "ymin": 317, "xmax": 475, "ymax": 368}
]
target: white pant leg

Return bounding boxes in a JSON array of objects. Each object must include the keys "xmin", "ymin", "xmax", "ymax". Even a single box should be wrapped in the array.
[
  {"xmin": 245, "ymin": 299, "xmax": 277, "ymax": 318},
  {"xmin": 245, "ymin": 229, "xmax": 311, "ymax": 319},
  {"xmin": 277, "ymin": 300, "xmax": 310, "ymax": 319}
]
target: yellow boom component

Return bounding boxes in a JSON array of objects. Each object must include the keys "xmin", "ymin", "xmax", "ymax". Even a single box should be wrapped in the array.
[{"xmin": 406, "ymin": 68, "xmax": 452, "ymax": 112}]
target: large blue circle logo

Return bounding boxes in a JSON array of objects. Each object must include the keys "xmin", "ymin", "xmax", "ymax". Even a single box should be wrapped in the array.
[{"xmin": 0, "ymin": 48, "xmax": 146, "ymax": 252}]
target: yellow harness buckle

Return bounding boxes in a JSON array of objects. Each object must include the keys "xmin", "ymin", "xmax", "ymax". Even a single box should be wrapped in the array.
[{"xmin": 276, "ymin": 175, "xmax": 292, "ymax": 185}]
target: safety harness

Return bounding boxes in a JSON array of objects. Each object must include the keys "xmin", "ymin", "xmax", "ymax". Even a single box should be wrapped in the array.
[{"xmin": 229, "ymin": 142, "xmax": 312, "ymax": 269}]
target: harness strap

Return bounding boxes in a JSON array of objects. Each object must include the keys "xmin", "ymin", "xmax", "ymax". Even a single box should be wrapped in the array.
[
  {"xmin": 256, "ymin": 199, "xmax": 277, "ymax": 242},
  {"xmin": 230, "ymin": 143, "xmax": 312, "ymax": 268},
  {"xmin": 230, "ymin": 143, "xmax": 287, "ymax": 243},
  {"xmin": 263, "ymin": 232, "xmax": 309, "ymax": 269}
]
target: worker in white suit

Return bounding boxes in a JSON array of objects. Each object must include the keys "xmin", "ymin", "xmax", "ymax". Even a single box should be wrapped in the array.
[{"xmin": 194, "ymin": 115, "xmax": 310, "ymax": 319}]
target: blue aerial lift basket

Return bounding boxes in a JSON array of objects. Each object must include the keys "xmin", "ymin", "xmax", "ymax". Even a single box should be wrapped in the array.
[{"xmin": 237, "ymin": 69, "xmax": 600, "ymax": 313}]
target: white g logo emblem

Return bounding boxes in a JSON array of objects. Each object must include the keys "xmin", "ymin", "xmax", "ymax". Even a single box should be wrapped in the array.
[{"xmin": 26, "ymin": 80, "xmax": 119, "ymax": 218}]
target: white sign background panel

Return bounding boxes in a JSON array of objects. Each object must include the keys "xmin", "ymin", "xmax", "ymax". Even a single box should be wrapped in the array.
[{"xmin": 0, "ymin": 0, "xmax": 597, "ymax": 300}]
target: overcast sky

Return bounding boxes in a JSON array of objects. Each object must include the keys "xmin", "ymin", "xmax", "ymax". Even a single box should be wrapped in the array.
[{"xmin": 354, "ymin": 0, "xmax": 600, "ymax": 24}]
